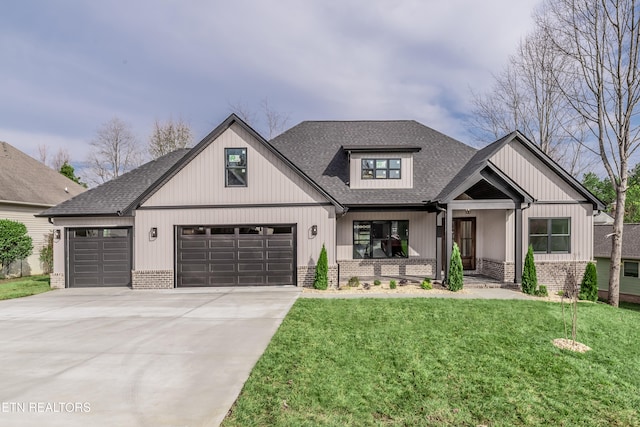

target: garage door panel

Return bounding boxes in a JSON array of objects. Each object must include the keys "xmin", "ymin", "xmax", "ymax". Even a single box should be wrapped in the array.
[
  {"xmin": 74, "ymin": 265, "xmax": 99, "ymax": 273},
  {"xmin": 180, "ymin": 240, "xmax": 208, "ymax": 249},
  {"xmin": 102, "ymin": 275, "xmax": 131, "ymax": 286},
  {"xmin": 177, "ymin": 225, "xmax": 295, "ymax": 287},
  {"xmin": 102, "ymin": 241, "xmax": 129, "ymax": 250},
  {"xmin": 103, "ymin": 252, "xmax": 128, "ymax": 262},
  {"xmin": 74, "ymin": 253, "xmax": 99, "ymax": 262},
  {"xmin": 103, "ymin": 264, "xmax": 130, "ymax": 273},
  {"xmin": 72, "ymin": 276, "xmax": 99, "ymax": 286},
  {"xmin": 72, "ymin": 242, "xmax": 99, "ymax": 251},
  {"xmin": 180, "ymin": 264, "xmax": 208, "ymax": 273}
]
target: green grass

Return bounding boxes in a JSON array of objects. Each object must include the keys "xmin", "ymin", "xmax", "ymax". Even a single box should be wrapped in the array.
[
  {"xmin": 0, "ymin": 275, "xmax": 51, "ymax": 300},
  {"xmin": 223, "ymin": 299, "xmax": 640, "ymax": 426}
]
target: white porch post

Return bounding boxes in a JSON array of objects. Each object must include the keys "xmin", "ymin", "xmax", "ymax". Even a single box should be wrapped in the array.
[
  {"xmin": 435, "ymin": 211, "xmax": 443, "ymax": 281},
  {"xmin": 445, "ymin": 205, "xmax": 453, "ymax": 283}
]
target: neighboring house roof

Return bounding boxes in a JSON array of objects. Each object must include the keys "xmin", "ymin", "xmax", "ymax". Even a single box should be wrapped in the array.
[
  {"xmin": 594, "ymin": 211, "xmax": 615, "ymax": 224},
  {"xmin": 594, "ymin": 223, "xmax": 640, "ymax": 259},
  {"xmin": 0, "ymin": 141, "xmax": 86, "ymax": 207},
  {"xmin": 39, "ymin": 149, "xmax": 190, "ymax": 217},
  {"xmin": 40, "ymin": 114, "xmax": 344, "ymax": 218},
  {"xmin": 269, "ymin": 120, "xmax": 477, "ymax": 206}
]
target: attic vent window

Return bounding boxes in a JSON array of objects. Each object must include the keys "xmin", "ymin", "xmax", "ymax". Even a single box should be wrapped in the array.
[{"xmin": 362, "ymin": 159, "xmax": 401, "ymax": 179}]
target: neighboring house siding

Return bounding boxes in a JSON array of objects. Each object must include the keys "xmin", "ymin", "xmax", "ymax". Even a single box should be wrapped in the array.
[
  {"xmin": 490, "ymin": 142, "xmax": 584, "ymax": 202},
  {"xmin": 596, "ymin": 257, "xmax": 640, "ymax": 299},
  {"xmin": 144, "ymin": 124, "xmax": 328, "ymax": 206},
  {"xmin": 0, "ymin": 203, "xmax": 52, "ymax": 276},
  {"xmin": 349, "ymin": 153, "xmax": 413, "ymax": 189}
]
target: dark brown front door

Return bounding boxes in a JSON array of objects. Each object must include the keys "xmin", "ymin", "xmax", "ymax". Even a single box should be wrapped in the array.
[{"xmin": 453, "ymin": 218, "xmax": 476, "ymax": 270}]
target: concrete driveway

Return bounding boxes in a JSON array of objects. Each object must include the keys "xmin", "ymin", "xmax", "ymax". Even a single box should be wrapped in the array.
[{"xmin": 0, "ymin": 286, "xmax": 300, "ymax": 427}]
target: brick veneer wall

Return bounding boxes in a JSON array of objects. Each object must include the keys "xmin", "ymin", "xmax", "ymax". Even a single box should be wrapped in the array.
[
  {"xmin": 132, "ymin": 270, "xmax": 174, "ymax": 289},
  {"xmin": 479, "ymin": 259, "xmax": 589, "ymax": 293},
  {"xmin": 337, "ymin": 258, "xmax": 436, "ymax": 283},
  {"xmin": 50, "ymin": 272, "xmax": 65, "ymax": 289},
  {"xmin": 297, "ymin": 265, "xmax": 339, "ymax": 288}
]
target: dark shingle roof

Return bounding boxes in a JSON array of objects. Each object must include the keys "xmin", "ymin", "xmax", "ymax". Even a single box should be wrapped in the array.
[
  {"xmin": 39, "ymin": 149, "xmax": 190, "ymax": 217},
  {"xmin": 269, "ymin": 121, "xmax": 477, "ymax": 206},
  {"xmin": 0, "ymin": 141, "xmax": 86, "ymax": 206},
  {"xmin": 594, "ymin": 224, "xmax": 640, "ymax": 259}
]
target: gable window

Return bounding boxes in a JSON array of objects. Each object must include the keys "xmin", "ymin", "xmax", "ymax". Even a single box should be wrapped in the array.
[
  {"xmin": 529, "ymin": 218, "xmax": 570, "ymax": 254},
  {"xmin": 361, "ymin": 159, "xmax": 401, "ymax": 179},
  {"xmin": 624, "ymin": 261, "xmax": 639, "ymax": 278},
  {"xmin": 353, "ymin": 220, "xmax": 408, "ymax": 259},
  {"xmin": 225, "ymin": 148, "xmax": 247, "ymax": 187}
]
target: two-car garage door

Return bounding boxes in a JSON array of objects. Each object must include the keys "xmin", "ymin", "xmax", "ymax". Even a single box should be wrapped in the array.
[{"xmin": 177, "ymin": 225, "xmax": 296, "ymax": 287}]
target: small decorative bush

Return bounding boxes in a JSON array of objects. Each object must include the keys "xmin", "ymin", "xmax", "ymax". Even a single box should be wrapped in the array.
[
  {"xmin": 347, "ymin": 276, "xmax": 360, "ymax": 288},
  {"xmin": 420, "ymin": 278, "xmax": 432, "ymax": 290},
  {"xmin": 578, "ymin": 262, "xmax": 598, "ymax": 302},
  {"xmin": 535, "ymin": 285, "xmax": 548, "ymax": 297},
  {"xmin": 313, "ymin": 244, "xmax": 328, "ymax": 290},
  {"xmin": 389, "ymin": 280, "xmax": 397, "ymax": 289},
  {"xmin": 521, "ymin": 245, "xmax": 538, "ymax": 295},
  {"xmin": 373, "ymin": 279, "xmax": 381, "ymax": 286},
  {"xmin": 448, "ymin": 243, "xmax": 464, "ymax": 292}
]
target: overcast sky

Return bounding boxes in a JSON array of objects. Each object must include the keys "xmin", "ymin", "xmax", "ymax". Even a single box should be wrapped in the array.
[{"xmin": 1, "ymin": 0, "xmax": 541, "ymax": 170}]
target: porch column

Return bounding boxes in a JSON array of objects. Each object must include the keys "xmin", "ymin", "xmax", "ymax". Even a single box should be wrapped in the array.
[
  {"xmin": 435, "ymin": 211, "xmax": 443, "ymax": 281},
  {"xmin": 445, "ymin": 204, "xmax": 453, "ymax": 283},
  {"xmin": 514, "ymin": 204, "xmax": 523, "ymax": 283}
]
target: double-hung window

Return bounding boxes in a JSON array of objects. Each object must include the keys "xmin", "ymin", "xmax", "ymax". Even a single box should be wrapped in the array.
[
  {"xmin": 529, "ymin": 218, "xmax": 570, "ymax": 254},
  {"xmin": 361, "ymin": 159, "xmax": 401, "ymax": 179},
  {"xmin": 225, "ymin": 148, "xmax": 247, "ymax": 187}
]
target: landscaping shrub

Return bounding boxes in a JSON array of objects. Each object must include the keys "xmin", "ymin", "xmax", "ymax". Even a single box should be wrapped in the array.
[
  {"xmin": 39, "ymin": 233, "xmax": 53, "ymax": 274},
  {"xmin": 578, "ymin": 262, "xmax": 598, "ymax": 302},
  {"xmin": 347, "ymin": 276, "xmax": 360, "ymax": 288},
  {"xmin": 373, "ymin": 279, "xmax": 381, "ymax": 286},
  {"xmin": 521, "ymin": 245, "xmax": 538, "ymax": 295},
  {"xmin": 535, "ymin": 285, "xmax": 548, "ymax": 297},
  {"xmin": 313, "ymin": 244, "xmax": 328, "ymax": 290},
  {"xmin": 389, "ymin": 280, "xmax": 397, "ymax": 289},
  {"xmin": 420, "ymin": 278, "xmax": 432, "ymax": 290},
  {"xmin": 0, "ymin": 219, "xmax": 33, "ymax": 276},
  {"xmin": 448, "ymin": 243, "xmax": 463, "ymax": 292}
]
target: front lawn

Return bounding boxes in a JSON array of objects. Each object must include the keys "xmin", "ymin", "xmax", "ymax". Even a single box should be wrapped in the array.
[
  {"xmin": 0, "ymin": 275, "xmax": 51, "ymax": 300},
  {"xmin": 223, "ymin": 299, "xmax": 640, "ymax": 426}
]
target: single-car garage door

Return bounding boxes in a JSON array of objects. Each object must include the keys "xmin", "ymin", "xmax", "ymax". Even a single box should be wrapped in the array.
[
  {"xmin": 68, "ymin": 228, "xmax": 132, "ymax": 287},
  {"xmin": 177, "ymin": 225, "xmax": 296, "ymax": 287}
]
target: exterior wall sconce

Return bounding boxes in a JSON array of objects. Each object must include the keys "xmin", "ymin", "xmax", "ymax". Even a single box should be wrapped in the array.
[
  {"xmin": 465, "ymin": 209, "xmax": 471, "ymax": 214},
  {"xmin": 150, "ymin": 227, "xmax": 158, "ymax": 239},
  {"xmin": 311, "ymin": 225, "xmax": 318, "ymax": 236},
  {"xmin": 53, "ymin": 229, "xmax": 61, "ymax": 241}
]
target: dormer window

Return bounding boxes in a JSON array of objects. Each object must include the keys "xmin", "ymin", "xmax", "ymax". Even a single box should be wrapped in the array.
[
  {"xmin": 361, "ymin": 158, "xmax": 401, "ymax": 180},
  {"xmin": 225, "ymin": 148, "xmax": 247, "ymax": 187}
]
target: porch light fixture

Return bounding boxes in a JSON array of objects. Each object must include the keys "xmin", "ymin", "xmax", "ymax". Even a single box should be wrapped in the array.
[
  {"xmin": 150, "ymin": 227, "xmax": 158, "ymax": 239},
  {"xmin": 53, "ymin": 229, "xmax": 61, "ymax": 241},
  {"xmin": 465, "ymin": 209, "xmax": 471, "ymax": 214},
  {"xmin": 311, "ymin": 225, "xmax": 318, "ymax": 236}
]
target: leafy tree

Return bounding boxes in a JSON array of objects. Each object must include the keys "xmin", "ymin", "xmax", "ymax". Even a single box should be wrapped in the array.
[
  {"xmin": 578, "ymin": 262, "xmax": 598, "ymax": 302},
  {"xmin": 313, "ymin": 244, "xmax": 328, "ymax": 290},
  {"xmin": 148, "ymin": 117, "xmax": 193, "ymax": 159},
  {"xmin": 522, "ymin": 245, "xmax": 538, "ymax": 295},
  {"xmin": 582, "ymin": 166, "xmax": 640, "ymax": 222},
  {"xmin": 59, "ymin": 162, "xmax": 87, "ymax": 188},
  {"xmin": 0, "ymin": 220, "xmax": 33, "ymax": 276},
  {"xmin": 447, "ymin": 243, "xmax": 464, "ymax": 292}
]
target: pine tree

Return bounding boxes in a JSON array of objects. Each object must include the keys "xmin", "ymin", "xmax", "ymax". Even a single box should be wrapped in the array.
[
  {"xmin": 578, "ymin": 262, "xmax": 598, "ymax": 302},
  {"xmin": 313, "ymin": 244, "xmax": 328, "ymax": 290},
  {"xmin": 522, "ymin": 245, "xmax": 538, "ymax": 295},
  {"xmin": 448, "ymin": 243, "xmax": 464, "ymax": 292}
]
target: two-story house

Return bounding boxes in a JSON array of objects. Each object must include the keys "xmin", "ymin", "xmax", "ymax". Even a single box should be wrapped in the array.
[{"xmin": 40, "ymin": 114, "xmax": 602, "ymax": 290}]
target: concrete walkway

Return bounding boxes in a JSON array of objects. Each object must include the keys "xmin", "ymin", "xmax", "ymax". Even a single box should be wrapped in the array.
[{"xmin": 0, "ymin": 286, "xmax": 300, "ymax": 427}]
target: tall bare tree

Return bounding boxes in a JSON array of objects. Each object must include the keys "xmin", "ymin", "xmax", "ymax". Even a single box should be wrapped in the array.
[
  {"xmin": 228, "ymin": 97, "xmax": 290, "ymax": 139},
  {"xmin": 51, "ymin": 147, "xmax": 70, "ymax": 171},
  {"xmin": 469, "ymin": 28, "xmax": 594, "ymax": 176},
  {"xmin": 148, "ymin": 118, "xmax": 193, "ymax": 159},
  {"xmin": 539, "ymin": 0, "xmax": 640, "ymax": 306},
  {"xmin": 86, "ymin": 117, "xmax": 142, "ymax": 184},
  {"xmin": 37, "ymin": 144, "xmax": 48, "ymax": 165}
]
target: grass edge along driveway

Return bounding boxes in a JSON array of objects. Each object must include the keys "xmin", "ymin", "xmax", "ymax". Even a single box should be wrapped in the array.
[
  {"xmin": 0, "ymin": 275, "xmax": 51, "ymax": 300},
  {"xmin": 223, "ymin": 298, "xmax": 640, "ymax": 427}
]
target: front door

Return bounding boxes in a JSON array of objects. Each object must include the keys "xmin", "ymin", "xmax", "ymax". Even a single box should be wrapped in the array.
[{"xmin": 453, "ymin": 218, "xmax": 476, "ymax": 270}]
